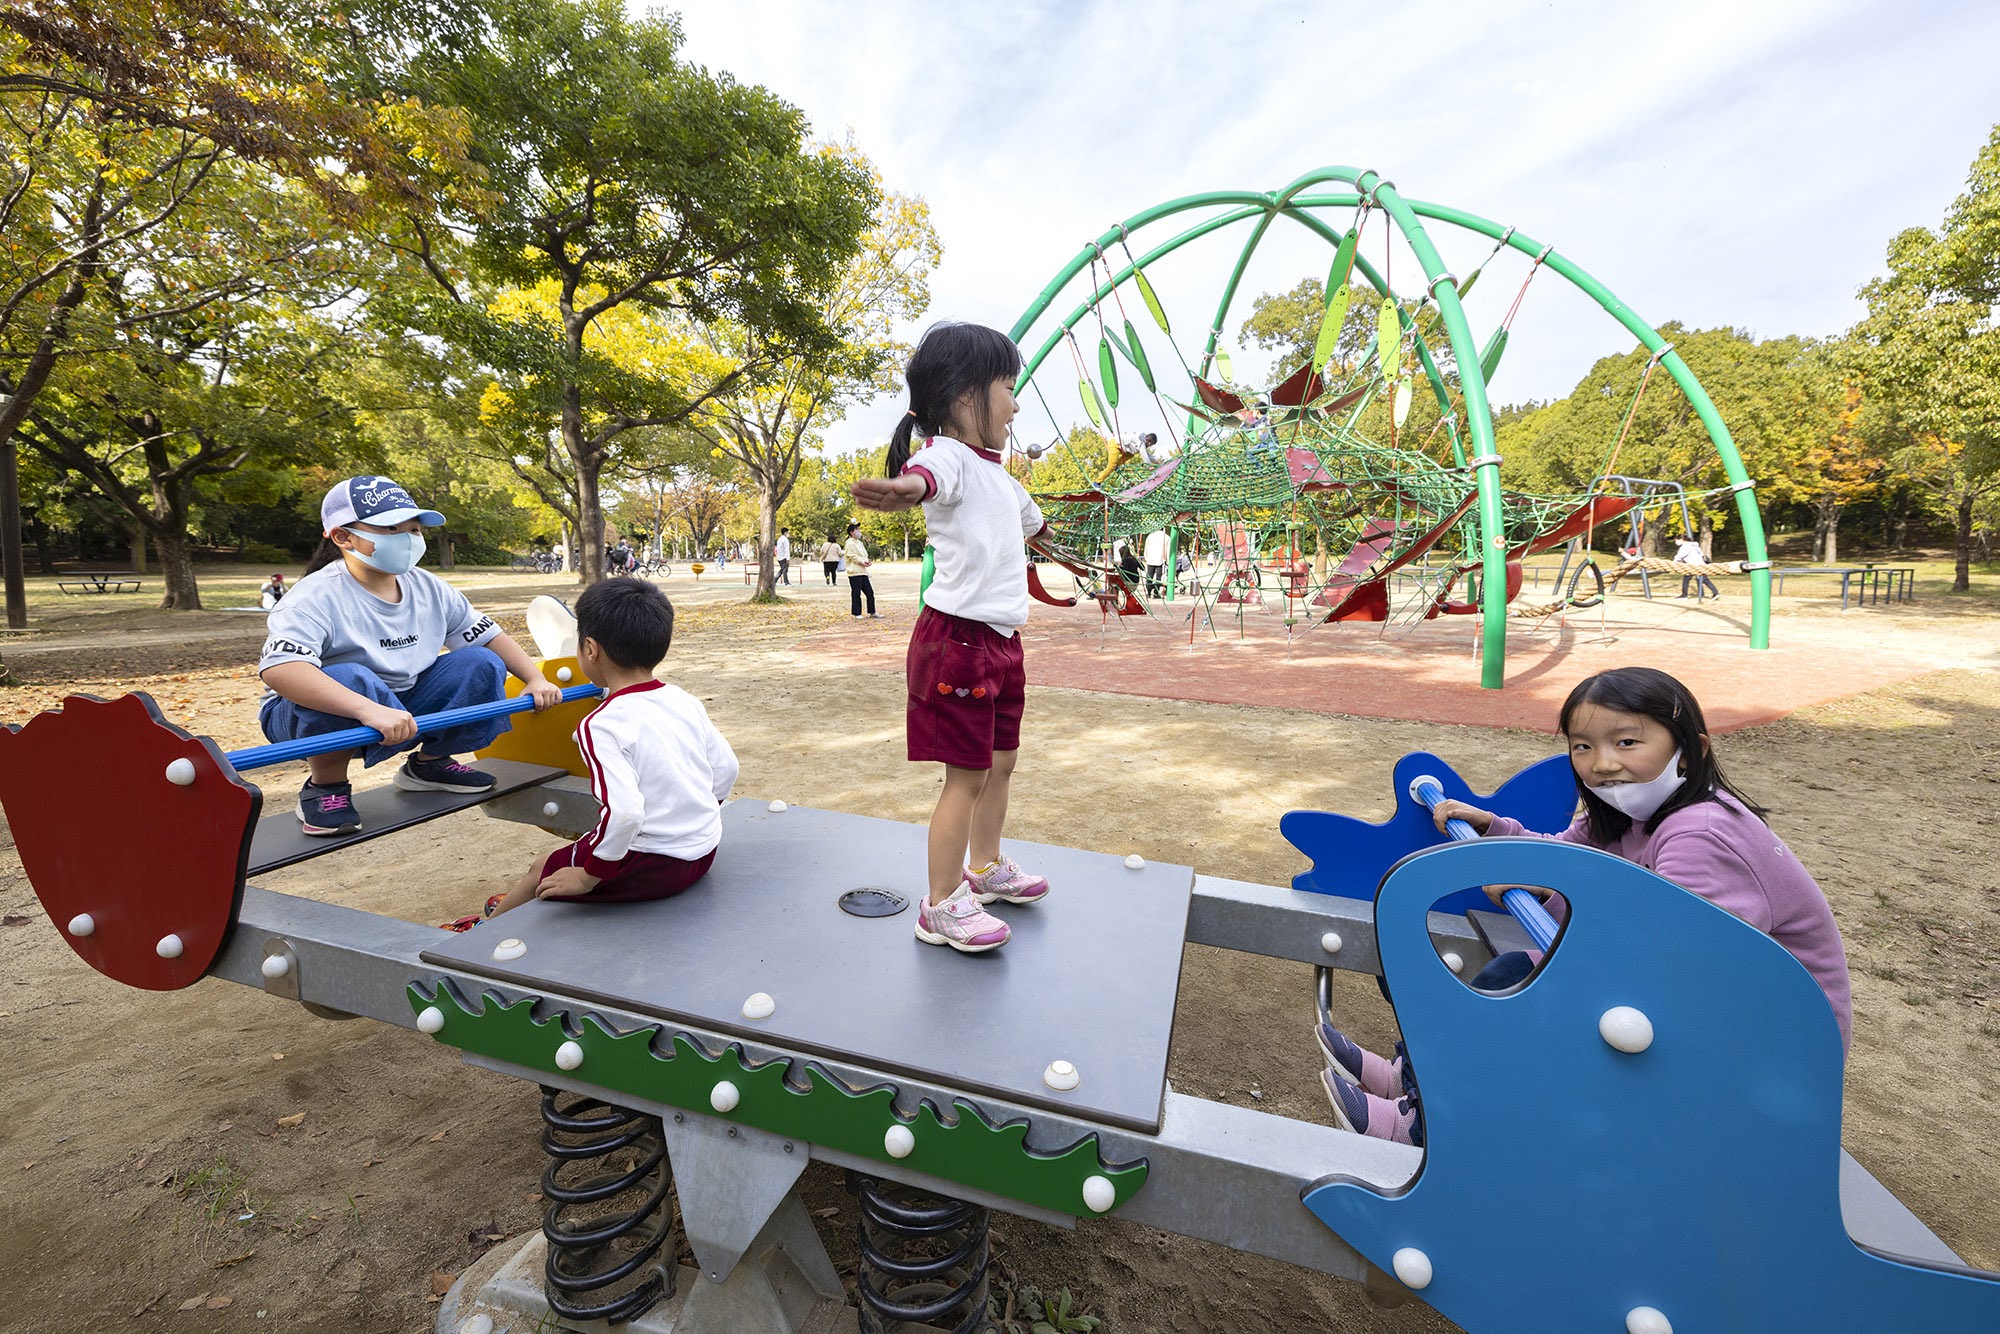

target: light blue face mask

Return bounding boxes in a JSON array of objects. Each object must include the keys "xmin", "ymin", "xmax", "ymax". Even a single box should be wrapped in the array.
[{"xmin": 346, "ymin": 529, "xmax": 426, "ymax": 575}]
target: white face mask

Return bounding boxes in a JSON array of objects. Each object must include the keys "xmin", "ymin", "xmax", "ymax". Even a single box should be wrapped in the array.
[
  {"xmin": 346, "ymin": 529, "xmax": 425, "ymax": 575},
  {"xmin": 1588, "ymin": 748, "xmax": 1685, "ymax": 822}
]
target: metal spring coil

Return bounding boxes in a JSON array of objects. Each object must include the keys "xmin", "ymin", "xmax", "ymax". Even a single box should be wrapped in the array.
[
  {"xmin": 539, "ymin": 1086, "xmax": 676, "ymax": 1324},
  {"xmin": 851, "ymin": 1173, "xmax": 992, "ymax": 1334}
]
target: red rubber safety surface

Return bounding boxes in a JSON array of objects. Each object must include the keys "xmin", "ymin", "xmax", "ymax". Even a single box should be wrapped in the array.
[
  {"xmin": 805, "ymin": 599, "xmax": 1942, "ymax": 735},
  {"xmin": 0, "ymin": 693, "xmax": 259, "ymax": 988}
]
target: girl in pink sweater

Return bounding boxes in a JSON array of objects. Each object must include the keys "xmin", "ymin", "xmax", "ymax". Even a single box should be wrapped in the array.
[{"xmin": 1323, "ymin": 666, "xmax": 1853, "ymax": 1147}]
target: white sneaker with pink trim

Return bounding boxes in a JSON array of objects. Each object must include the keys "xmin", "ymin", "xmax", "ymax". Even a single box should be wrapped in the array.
[
  {"xmin": 914, "ymin": 880, "xmax": 1011, "ymax": 953},
  {"xmin": 966, "ymin": 856, "xmax": 1050, "ymax": 906}
]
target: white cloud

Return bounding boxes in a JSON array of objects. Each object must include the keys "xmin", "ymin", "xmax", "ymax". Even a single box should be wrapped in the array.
[{"xmin": 661, "ymin": 0, "xmax": 2000, "ymax": 456}]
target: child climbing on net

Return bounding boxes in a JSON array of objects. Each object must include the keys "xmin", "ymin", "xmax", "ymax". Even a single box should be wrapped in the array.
[
  {"xmin": 448, "ymin": 578, "xmax": 737, "ymax": 929},
  {"xmin": 849, "ymin": 321, "xmax": 1054, "ymax": 954},
  {"xmin": 1320, "ymin": 665, "xmax": 1853, "ymax": 1146}
]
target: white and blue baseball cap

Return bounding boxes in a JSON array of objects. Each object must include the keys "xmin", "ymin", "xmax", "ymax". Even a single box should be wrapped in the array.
[{"xmin": 320, "ymin": 475, "xmax": 446, "ymax": 534}]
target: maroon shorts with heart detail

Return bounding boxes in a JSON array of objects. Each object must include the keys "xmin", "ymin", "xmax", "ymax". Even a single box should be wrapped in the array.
[{"xmin": 905, "ymin": 606, "xmax": 1026, "ymax": 769}]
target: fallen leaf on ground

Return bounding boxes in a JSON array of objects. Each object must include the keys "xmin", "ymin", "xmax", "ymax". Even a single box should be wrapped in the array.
[
  {"xmin": 132, "ymin": 1291, "xmax": 167, "ymax": 1317},
  {"xmin": 205, "ymin": 1296, "xmax": 233, "ymax": 1310},
  {"xmin": 134, "ymin": 1153, "xmax": 152, "ymax": 1172},
  {"xmin": 362, "ymin": 1157, "xmax": 384, "ymax": 1168},
  {"xmin": 20, "ymin": 1161, "xmax": 34, "ymax": 1170},
  {"xmin": 430, "ymin": 1270, "xmax": 457, "ymax": 1296},
  {"xmin": 213, "ymin": 1249, "xmax": 256, "ymax": 1269},
  {"xmin": 271, "ymin": 1053, "xmax": 285, "ymax": 1061},
  {"xmin": 177, "ymin": 1294, "xmax": 209, "ymax": 1312},
  {"xmin": 427, "ymin": 1130, "xmax": 448, "ymax": 1143},
  {"xmin": 276, "ymin": 1112, "xmax": 306, "ymax": 1129},
  {"xmin": 812, "ymin": 1207, "xmax": 840, "ymax": 1218},
  {"xmin": 1, "ymin": 914, "xmax": 29, "ymax": 926}
]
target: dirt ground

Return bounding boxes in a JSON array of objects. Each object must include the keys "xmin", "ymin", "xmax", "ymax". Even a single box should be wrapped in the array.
[{"xmin": 1, "ymin": 568, "xmax": 1996, "ymax": 1333}]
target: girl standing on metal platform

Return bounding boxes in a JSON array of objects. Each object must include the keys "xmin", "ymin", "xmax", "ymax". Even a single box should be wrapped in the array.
[{"xmin": 850, "ymin": 322, "xmax": 1055, "ymax": 954}]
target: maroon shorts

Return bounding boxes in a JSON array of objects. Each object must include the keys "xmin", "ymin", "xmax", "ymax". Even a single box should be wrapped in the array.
[
  {"xmin": 540, "ymin": 834, "xmax": 717, "ymax": 904},
  {"xmin": 906, "ymin": 606, "xmax": 1026, "ymax": 769}
]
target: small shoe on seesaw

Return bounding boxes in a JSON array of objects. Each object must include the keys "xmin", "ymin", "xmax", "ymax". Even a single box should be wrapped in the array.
[{"xmin": 395, "ymin": 754, "xmax": 496, "ymax": 794}]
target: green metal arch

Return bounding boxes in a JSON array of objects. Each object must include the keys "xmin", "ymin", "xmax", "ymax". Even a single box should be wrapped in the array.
[{"xmin": 1008, "ymin": 169, "xmax": 1772, "ymax": 688}]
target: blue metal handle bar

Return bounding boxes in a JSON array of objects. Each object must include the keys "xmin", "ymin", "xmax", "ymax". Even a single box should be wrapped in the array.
[
  {"xmin": 225, "ymin": 683, "xmax": 605, "ymax": 773},
  {"xmin": 1408, "ymin": 774, "xmax": 1561, "ymax": 951}
]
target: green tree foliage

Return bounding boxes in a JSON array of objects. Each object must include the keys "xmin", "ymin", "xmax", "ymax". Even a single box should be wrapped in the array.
[
  {"xmin": 1846, "ymin": 124, "xmax": 2000, "ymax": 590},
  {"xmin": 697, "ymin": 160, "xmax": 938, "ymax": 599},
  {"xmin": 11, "ymin": 152, "xmax": 378, "ymax": 607},
  {"xmin": 829, "ymin": 446, "xmax": 927, "ymax": 557},
  {"xmin": 1493, "ymin": 325, "xmax": 1836, "ymax": 554},
  {"xmin": 396, "ymin": 0, "xmax": 876, "ymax": 587}
]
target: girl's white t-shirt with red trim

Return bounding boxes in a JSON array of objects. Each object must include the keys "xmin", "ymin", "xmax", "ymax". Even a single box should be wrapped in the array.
[
  {"xmin": 575, "ymin": 680, "xmax": 739, "ymax": 874},
  {"xmin": 901, "ymin": 435, "xmax": 1046, "ymax": 636}
]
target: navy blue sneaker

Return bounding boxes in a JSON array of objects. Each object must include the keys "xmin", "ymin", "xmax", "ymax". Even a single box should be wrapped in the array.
[
  {"xmin": 297, "ymin": 780, "xmax": 361, "ymax": 837},
  {"xmin": 1322, "ymin": 1069, "xmax": 1425, "ymax": 1147},
  {"xmin": 394, "ymin": 755, "xmax": 496, "ymax": 794}
]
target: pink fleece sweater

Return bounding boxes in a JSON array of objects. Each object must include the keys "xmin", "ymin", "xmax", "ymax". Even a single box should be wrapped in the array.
[{"xmin": 1489, "ymin": 791, "xmax": 1853, "ymax": 1054}]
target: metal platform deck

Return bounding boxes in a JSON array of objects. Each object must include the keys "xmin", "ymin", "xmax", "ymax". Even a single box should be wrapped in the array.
[{"xmin": 424, "ymin": 802, "xmax": 1196, "ymax": 1133}]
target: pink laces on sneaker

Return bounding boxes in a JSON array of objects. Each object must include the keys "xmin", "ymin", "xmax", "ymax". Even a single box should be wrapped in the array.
[{"xmin": 318, "ymin": 792, "xmax": 352, "ymax": 812}]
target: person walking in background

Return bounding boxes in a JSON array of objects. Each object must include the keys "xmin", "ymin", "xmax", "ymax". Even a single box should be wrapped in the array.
[
  {"xmin": 843, "ymin": 522, "xmax": 878, "ymax": 618},
  {"xmin": 1143, "ymin": 529, "xmax": 1168, "ymax": 598},
  {"xmin": 820, "ymin": 535, "xmax": 842, "ymax": 584},
  {"xmin": 1675, "ymin": 533, "xmax": 1719, "ymax": 600},
  {"xmin": 775, "ymin": 528, "xmax": 792, "ymax": 585}
]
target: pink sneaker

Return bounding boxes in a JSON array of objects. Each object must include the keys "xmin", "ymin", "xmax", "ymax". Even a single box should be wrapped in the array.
[
  {"xmin": 1322, "ymin": 1069, "xmax": 1425, "ymax": 1147},
  {"xmin": 966, "ymin": 856, "xmax": 1049, "ymax": 906},
  {"xmin": 914, "ymin": 881, "xmax": 1011, "ymax": 953}
]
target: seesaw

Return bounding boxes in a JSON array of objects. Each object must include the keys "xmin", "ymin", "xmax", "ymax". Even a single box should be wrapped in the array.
[{"xmin": 3, "ymin": 675, "xmax": 1996, "ymax": 1334}]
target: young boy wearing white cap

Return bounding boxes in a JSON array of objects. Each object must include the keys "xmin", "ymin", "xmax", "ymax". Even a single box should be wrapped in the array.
[{"xmin": 258, "ymin": 475, "xmax": 562, "ymax": 836}]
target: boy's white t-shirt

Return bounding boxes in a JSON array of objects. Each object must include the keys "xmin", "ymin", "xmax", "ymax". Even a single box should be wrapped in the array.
[
  {"xmin": 576, "ymin": 680, "xmax": 740, "ymax": 867},
  {"xmin": 901, "ymin": 435, "xmax": 1046, "ymax": 636},
  {"xmin": 775, "ymin": 534, "xmax": 790, "ymax": 561},
  {"xmin": 258, "ymin": 563, "xmax": 500, "ymax": 692},
  {"xmin": 1675, "ymin": 539, "xmax": 1705, "ymax": 564}
]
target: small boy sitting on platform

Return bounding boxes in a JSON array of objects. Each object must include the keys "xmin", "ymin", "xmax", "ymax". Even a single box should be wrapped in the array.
[{"xmin": 449, "ymin": 579, "xmax": 738, "ymax": 928}]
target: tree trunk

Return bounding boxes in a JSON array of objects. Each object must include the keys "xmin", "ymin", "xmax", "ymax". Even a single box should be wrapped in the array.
[
  {"xmin": 0, "ymin": 439, "xmax": 24, "ymax": 629},
  {"xmin": 30, "ymin": 511, "xmax": 58, "ymax": 575},
  {"xmin": 1696, "ymin": 511, "xmax": 1714, "ymax": 560},
  {"xmin": 129, "ymin": 525, "xmax": 149, "ymax": 574},
  {"xmin": 1823, "ymin": 507, "xmax": 1839, "ymax": 567},
  {"xmin": 574, "ymin": 461, "xmax": 605, "ymax": 587},
  {"xmin": 437, "ymin": 525, "xmax": 455, "ymax": 571},
  {"xmin": 752, "ymin": 483, "xmax": 778, "ymax": 598},
  {"xmin": 153, "ymin": 527, "xmax": 202, "ymax": 610},
  {"xmin": 1954, "ymin": 492, "xmax": 1973, "ymax": 592},
  {"xmin": 1810, "ymin": 515, "xmax": 1826, "ymax": 563}
]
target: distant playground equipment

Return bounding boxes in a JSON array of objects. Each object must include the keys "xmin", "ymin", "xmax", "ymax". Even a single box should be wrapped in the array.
[
  {"xmin": 6, "ymin": 671, "xmax": 1999, "ymax": 1331},
  {"xmin": 1005, "ymin": 167, "xmax": 1775, "ymax": 688}
]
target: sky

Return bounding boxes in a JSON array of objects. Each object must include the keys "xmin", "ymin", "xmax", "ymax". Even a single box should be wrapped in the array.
[{"xmin": 661, "ymin": 0, "xmax": 2000, "ymax": 459}]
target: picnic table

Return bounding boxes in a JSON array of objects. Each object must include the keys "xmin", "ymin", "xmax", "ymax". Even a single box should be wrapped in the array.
[
  {"xmin": 1772, "ymin": 565, "xmax": 1916, "ymax": 610},
  {"xmin": 56, "ymin": 572, "xmax": 144, "ymax": 595}
]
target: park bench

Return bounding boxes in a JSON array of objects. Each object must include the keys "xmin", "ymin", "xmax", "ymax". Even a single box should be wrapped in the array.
[
  {"xmin": 1773, "ymin": 565, "xmax": 1918, "ymax": 610},
  {"xmin": 55, "ymin": 571, "xmax": 144, "ymax": 594}
]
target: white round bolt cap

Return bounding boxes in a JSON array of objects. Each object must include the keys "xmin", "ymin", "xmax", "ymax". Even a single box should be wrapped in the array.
[
  {"xmin": 1441, "ymin": 952, "xmax": 1464, "ymax": 974},
  {"xmin": 1081, "ymin": 1175, "xmax": 1116, "ymax": 1213},
  {"xmin": 164, "ymin": 757, "xmax": 197, "ymax": 786},
  {"xmin": 741, "ymin": 992, "xmax": 775, "ymax": 1020},
  {"xmin": 554, "ymin": 1040, "xmax": 584, "ymax": 1071},
  {"xmin": 1043, "ymin": 1059, "xmax": 1080, "ymax": 1091},
  {"xmin": 66, "ymin": 913, "xmax": 95, "ymax": 938},
  {"xmin": 458, "ymin": 1314, "xmax": 495, "ymax": 1334},
  {"xmin": 1391, "ymin": 1247, "xmax": 1433, "ymax": 1290},
  {"xmin": 542, "ymin": 801, "xmax": 560, "ymax": 818},
  {"xmin": 155, "ymin": 934, "xmax": 184, "ymax": 960},
  {"xmin": 1320, "ymin": 931, "xmax": 1343, "ymax": 955},
  {"xmin": 1124, "ymin": 854, "xmax": 1145, "ymax": 870},
  {"xmin": 260, "ymin": 954, "xmax": 291, "ymax": 979},
  {"xmin": 1600, "ymin": 1006, "xmax": 1655, "ymax": 1054},
  {"xmin": 555, "ymin": 667, "xmax": 573, "ymax": 683},
  {"xmin": 709, "ymin": 1080, "xmax": 741, "ymax": 1113},
  {"xmin": 416, "ymin": 1006, "xmax": 446, "ymax": 1034},
  {"xmin": 1626, "ymin": 1307, "xmax": 1672, "ymax": 1334},
  {"xmin": 492, "ymin": 938, "xmax": 527, "ymax": 962},
  {"xmin": 884, "ymin": 1125, "xmax": 915, "ymax": 1159},
  {"xmin": 768, "ymin": 799, "xmax": 788, "ymax": 813}
]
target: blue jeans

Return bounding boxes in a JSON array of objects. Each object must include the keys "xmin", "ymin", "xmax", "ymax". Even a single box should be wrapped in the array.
[{"xmin": 258, "ymin": 648, "xmax": 510, "ymax": 768}]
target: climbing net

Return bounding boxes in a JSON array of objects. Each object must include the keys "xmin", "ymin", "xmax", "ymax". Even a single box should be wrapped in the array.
[{"xmin": 1005, "ymin": 169, "xmax": 1774, "ymax": 670}]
